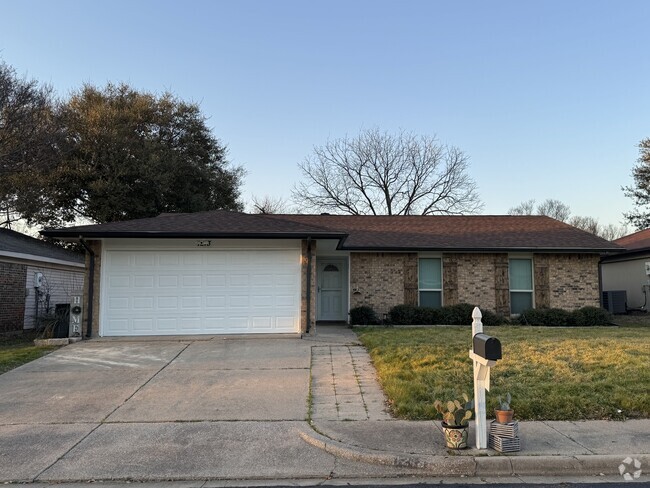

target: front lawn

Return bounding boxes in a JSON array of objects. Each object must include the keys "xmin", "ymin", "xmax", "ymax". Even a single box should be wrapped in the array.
[
  {"xmin": 0, "ymin": 333, "xmax": 58, "ymax": 375},
  {"xmin": 356, "ymin": 325, "xmax": 650, "ymax": 421}
]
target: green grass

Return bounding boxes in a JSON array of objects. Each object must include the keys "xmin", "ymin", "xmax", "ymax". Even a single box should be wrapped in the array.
[
  {"xmin": 0, "ymin": 333, "xmax": 58, "ymax": 375},
  {"xmin": 355, "ymin": 325, "xmax": 650, "ymax": 421}
]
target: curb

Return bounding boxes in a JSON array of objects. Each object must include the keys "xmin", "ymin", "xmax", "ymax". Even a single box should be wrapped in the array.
[
  {"xmin": 300, "ymin": 428, "xmax": 650, "ymax": 477},
  {"xmin": 299, "ymin": 430, "xmax": 475, "ymax": 476}
]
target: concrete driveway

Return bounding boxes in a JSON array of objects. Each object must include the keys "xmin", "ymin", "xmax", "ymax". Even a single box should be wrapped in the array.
[{"xmin": 0, "ymin": 330, "xmax": 414, "ymax": 483}]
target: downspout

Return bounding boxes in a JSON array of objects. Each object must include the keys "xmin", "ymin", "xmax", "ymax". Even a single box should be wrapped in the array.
[
  {"xmin": 306, "ymin": 237, "xmax": 313, "ymax": 335},
  {"xmin": 79, "ymin": 238, "xmax": 95, "ymax": 338}
]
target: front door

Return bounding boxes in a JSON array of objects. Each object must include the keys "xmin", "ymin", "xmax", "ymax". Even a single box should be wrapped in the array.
[{"xmin": 317, "ymin": 259, "xmax": 347, "ymax": 321}]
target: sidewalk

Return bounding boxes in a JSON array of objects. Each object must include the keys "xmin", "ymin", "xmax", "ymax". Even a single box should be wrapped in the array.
[{"xmin": 302, "ymin": 336, "xmax": 649, "ymax": 479}]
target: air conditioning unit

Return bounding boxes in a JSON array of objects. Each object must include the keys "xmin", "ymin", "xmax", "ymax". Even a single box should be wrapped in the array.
[{"xmin": 602, "ymin": 290, "xmax": 627, "ymax": 314}]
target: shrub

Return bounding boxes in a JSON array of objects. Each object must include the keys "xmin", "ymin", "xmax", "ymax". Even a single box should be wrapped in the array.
[
  {"xmin": 388, "ymin": 304, "xmax": 418, "ymax": 325},
  {"xmin": 518, "ymin": 308, "xmax": 574, "ymax": 326},
  {"xmin": 440, "ymin": 303, "xmax": 475, "ymax": 325},
  {"xmin": 480, "ymin": 309, "xmax": 509, "ymax": 326},
  {"xmin": 349, "ymin": 306, "xmax": 380, "ymax": 325},
  {"xmin": 413, "ymin": 306, "xmax": 443, "ymax": 325},
  {"xmin": 572, "ymin": 306, "xmax": 612, "ymax": 326}
]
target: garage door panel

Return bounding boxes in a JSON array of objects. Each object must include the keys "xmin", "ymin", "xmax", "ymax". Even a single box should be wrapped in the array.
[
  {"xmin": 133, "ymin": 318, "xmax": 154, "ymax": 331},
  {"xmin": 206, "ymin": 275, "xmax": 226, "ymax": 287},
  {"xmin": 181, "ymin": 296, "xmax": 202, "ymax": 308},
  {"xmin": 182, "ymin": 275, "xmax": 202, "ymax": 287},
  {"xmin": 158, "ymin": 275, "xmax": 178, "ymax": 287},
  {"xmin": 102, "ymin": 249, "xmax": 300, "ymax": 336},
  {"xmin": 133, "ymin": 297, "xmax": 154, "ymax": 310},
  {"xmin": 133, "ymin": 275, "xmax": 154, "ymax": 288}
]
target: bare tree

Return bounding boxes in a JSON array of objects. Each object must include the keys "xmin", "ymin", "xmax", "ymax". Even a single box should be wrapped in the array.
[
  {"xmin": 568, "ymin": 215, "xmax": 600, "ymax": 234},
  {"xmin": 250, "ymin": 194, "xmax": 291, "ymax": 214},
  {"xmin": 536, "ymin": 199, "xmax": 571, "ymax": 222},
  {"xmin": 509, "ymin": 198, "xmax": 572, "ymax": 222},
  {"xmin": 508, "ymin": 198, "xmax": 628, "ymax": 240},
  {"xmin": 292, "ymin": 129, "xmax": 482, "ymax": 215},
  {"xmin": 599, "ymin": 223, "xmax": 629, "ymax": 241},
  {"xmin": 508, "ymin": 199, "xmax": 536, "ymax": 215}
]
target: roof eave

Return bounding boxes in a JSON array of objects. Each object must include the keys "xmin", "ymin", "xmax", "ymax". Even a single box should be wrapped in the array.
[
  {"xmin": 338, "ymin": 245, "xmax": 624, "ymax": 253},
  {"xmin": 40, "ymin": 230, "xmax": 348, "ymax": 240}
]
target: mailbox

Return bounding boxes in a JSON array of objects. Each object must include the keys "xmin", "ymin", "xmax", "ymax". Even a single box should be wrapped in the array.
[{"xmin": 473, "ymin": 333, "xmax": 502, "ymax": 361}]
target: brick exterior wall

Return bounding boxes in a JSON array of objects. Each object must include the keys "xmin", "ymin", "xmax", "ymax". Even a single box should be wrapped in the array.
[
  {"xmin": 0, "ymin": 262, "xmax": 27, "ymax": 333},
  {"xmin": 83, "ymin": 240, "xmax": 102, "ymax": 338},
  {"xmin": 447, "ymin": 253, "xmax": 508, "ymax": 313},
  {"xmin": 351, "ymin": 252, "xmax": 601, "ymax": 317},
  {"xmin": 349, "ymin": 252, "xmax": 416, "ymax": 317},
  {"xmin": 301, "ymin": 240, "xmax": 317, "ymax": 333},
  {"xmin": 547, "ymin": 254, "xmax": 600, "ymax": 309}
]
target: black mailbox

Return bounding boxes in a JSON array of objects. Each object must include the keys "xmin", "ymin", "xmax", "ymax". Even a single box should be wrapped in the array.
[{"xmin": 473, "ymin": 333, "xmax": 502, "ymax": 361}]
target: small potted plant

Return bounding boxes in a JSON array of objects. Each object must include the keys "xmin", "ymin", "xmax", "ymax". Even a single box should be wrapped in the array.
[
  {"xmin": 434, "ymin": 393, "xmax": 474, "ymax": 449},
  {"xmin": 495, "ymin": 392, "xmax": 514, "ymax": 424}
]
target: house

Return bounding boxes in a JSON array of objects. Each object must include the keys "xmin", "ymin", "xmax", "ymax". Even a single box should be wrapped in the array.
[
  {"xmin": 601, "ymin": 229, "xmax": 650, "ymax": 312},
  {"xmin": 41, "ymin": 211, "xmax": 622, "ymax": 337},
  {"xmin": 0, "ymin": 228, "xmax": 85, "ymax": 334}
]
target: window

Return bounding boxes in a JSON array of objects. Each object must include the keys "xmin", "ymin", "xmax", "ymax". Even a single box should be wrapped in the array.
[
  {"xmin": 509, "ymin": 258, "xmax": 533, "ymax": 314},
  {"xmin": 418, "ymin": 258, "xmax": 442, "ymax": 308}
]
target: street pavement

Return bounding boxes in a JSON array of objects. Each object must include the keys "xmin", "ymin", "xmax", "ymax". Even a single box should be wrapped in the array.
[{"xmin": 0, "ymin": 325, "xmax": 647, "ymax": 485}]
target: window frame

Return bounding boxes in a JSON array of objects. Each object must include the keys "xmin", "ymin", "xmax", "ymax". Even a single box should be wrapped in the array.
[
  {"xmin": 508, "ymin": 255, "xmax": 534, "ymax": 315},
  {"xmin": 418, "ymin": 255, "xmax": 443, "ymax": 308}
]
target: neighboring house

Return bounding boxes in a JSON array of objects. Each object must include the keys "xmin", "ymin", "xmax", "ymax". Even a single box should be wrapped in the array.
[
  {"xmin": 0, "ymin": 228, "xmax": 85, "ymax": 334},
  {"xmin": 601, "ymin": 229, "xmax": 650, "ymax": 311},
  {"xmin": 41, "ymin": 211, "xmax": 622, "ymax": 338}
]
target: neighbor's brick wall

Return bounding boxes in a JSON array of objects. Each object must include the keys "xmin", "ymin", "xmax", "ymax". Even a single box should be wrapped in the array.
[
  {"xmin": 547, "ymin": 254, "xmax": 600, "ymax": 309},
  {"xmin": 301, "ymin": 240, "xmax": 317, "ymax": 333},
  {"xmin": 0, "ymin": 262, "xmax": 27, "ymax": 334},
  {"xmin": 82, "ymin": 240, "xmax": 102, "ymax": 338},
  {"xmin": 349, "ymin": 252, "xmax": 418, "ymax": 317}
]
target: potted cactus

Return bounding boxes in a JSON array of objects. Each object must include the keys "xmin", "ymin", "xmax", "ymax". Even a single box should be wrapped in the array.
[
  {"xmin": 495, "ymin": 392, "xmax": 514, "ymax": 424},
  {"xmin": 434, "ymin": 393, "xmax": 474, "ymax": 449}
]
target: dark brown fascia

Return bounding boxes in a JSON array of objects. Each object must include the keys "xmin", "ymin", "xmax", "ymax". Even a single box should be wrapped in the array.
[{"xmin": 39, "ymin": 230, "xmax": 348, "ymax": 240}]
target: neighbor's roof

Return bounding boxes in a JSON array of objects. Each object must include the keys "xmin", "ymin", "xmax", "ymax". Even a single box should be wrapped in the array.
[
  {"xmin": 614, "ymin": 229, "xmax": 650, "ymax": 250},
  {"xmin": 41, "ymin": 210, "xmax": 623, "ymax": 253},
  {"xmin": 0, "ymin": 228, "xmax": 84, "ymax": 264}
]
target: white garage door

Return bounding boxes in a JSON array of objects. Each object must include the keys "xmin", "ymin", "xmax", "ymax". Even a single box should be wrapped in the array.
[{"xmin": 101, "ymin": 249, "xmax": 301, "ymax": 336}]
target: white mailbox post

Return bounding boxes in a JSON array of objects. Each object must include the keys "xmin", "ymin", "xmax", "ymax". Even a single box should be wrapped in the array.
[{"xmin": 469, "ymin": 307, "xmax": 498, "ymax": 449}]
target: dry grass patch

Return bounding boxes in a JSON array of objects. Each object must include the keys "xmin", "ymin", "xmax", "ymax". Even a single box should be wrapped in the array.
[
  {"xmin": 0, "ymin": 333, "xmax": 58, "ymax": 375},
  {"xmin": 355, "ymin": 325, "xmax": 650, "ymax": 421}
]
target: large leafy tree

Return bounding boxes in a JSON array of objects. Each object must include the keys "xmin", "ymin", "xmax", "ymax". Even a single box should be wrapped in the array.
[
  {"xmin": 292, "ymin": 128, "xmax": 482, "ymax": 215},
  {"xmin": 624, "ymin": 138, "xmax": 650, "ymax": 230},
  {"xmin": 0, "ymin": 61, "xmax": 60, "ymax": 228},
  {"xmin": 7, "ymin": 82, "xmax": 244, "ymax": 227}
]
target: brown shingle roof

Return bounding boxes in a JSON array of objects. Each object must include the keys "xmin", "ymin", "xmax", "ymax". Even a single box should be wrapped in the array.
[
  {"xmin": 268, "ymin": 214, "xmax": 622, "ymax": 251},
  {"xmin": 614, "ymin": 229, "xmax": 650, "ymax": 250},
  {"xmin": 42, "ymin": 211, "xmax": 623, "ymax": 253},
  {"xmin": 41, "ymin": 210, "xmax": 341, "ymax": 239},
  {"xmin": 43, "ymin": 210, "xmax": 622, "ymax": 252}
]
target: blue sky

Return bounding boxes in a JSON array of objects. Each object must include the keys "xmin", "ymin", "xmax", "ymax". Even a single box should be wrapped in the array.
[{"xmin": 3, "ymin": 0, "xmax": 649, "ymax": 226}]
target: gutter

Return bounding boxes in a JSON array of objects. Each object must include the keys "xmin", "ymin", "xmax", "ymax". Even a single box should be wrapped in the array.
[
  {"xmin": 39, "ymin": 230, "xmax": 347, "ymax": 240},
  {"xmin": 78, "ymin": 238, "xmax": 95, "ymax": 338}
]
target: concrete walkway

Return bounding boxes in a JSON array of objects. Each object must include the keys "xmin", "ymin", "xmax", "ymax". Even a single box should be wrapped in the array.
[{"xmin": 0, "ymin": 325, "xmax": 648, "ymax": 485}]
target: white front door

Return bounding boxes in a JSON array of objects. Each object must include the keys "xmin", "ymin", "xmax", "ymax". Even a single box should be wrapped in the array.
[{"xmin": 317, "ymin": 259, "xmax": 347, "ymax": 321}]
